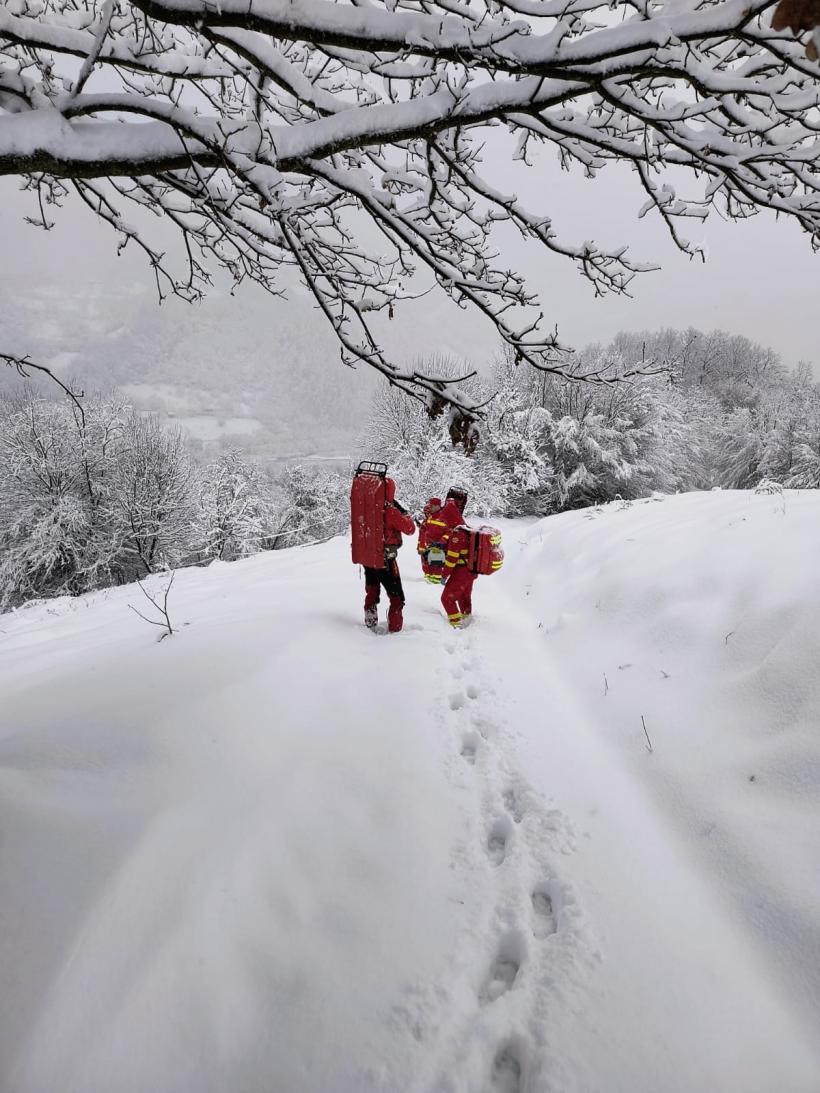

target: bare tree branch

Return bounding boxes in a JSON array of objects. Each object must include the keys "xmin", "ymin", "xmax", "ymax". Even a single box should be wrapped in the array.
[
  {"xmin": 1, "ymin": 353, "xmax": 86, "ymax": 426},
  {"xmin": 2, "ymin": 0, "xmax": 819, "ymax": 416}
]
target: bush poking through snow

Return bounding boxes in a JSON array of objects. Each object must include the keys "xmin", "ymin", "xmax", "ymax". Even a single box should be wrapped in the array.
[
  {"xmin": 127, "ymin": 572, "xmax": 176, "ymax": 641},
  {"xmin": 754, "ymin": 479, "xmax": 784, "ymax": 496}
]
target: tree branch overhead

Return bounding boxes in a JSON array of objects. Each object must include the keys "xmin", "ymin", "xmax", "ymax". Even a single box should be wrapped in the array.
[{"xmin": 2, "ymin": 0, "xmax": 819, "ymax": 413}]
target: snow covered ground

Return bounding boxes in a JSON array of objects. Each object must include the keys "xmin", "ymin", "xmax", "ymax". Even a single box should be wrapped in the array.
[{"xmin": 1, "ymin": 490, "xmax": 819, "ymax": 1093}]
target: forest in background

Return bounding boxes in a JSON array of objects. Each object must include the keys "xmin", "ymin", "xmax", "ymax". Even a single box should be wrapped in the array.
[
  {"xmin": 2, "ymin": 325, "xmax": 818, "ymax": 610},
  {"xmin": 364, "ymin": 328, "xmax": 820, "ymax": 515}
]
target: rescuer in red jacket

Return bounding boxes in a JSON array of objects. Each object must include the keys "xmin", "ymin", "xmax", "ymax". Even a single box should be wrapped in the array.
[
  {"xmin": 417, "ymin": 497, "xmax": 447, "ymax": 583},
  {"xmin": 436, "ymin": 486, "xmax": 467, "ymax": 534},
  {"xmin": 438, "ymin": 487, "xmax": 477, "ymax": 628},
  {"xmin": 364, "ymin": 477, "xmax": 416, "ymax": 633}
]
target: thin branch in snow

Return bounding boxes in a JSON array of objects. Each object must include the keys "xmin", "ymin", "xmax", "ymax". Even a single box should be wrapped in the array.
[
  {"xmin": 128, "ymin": 571, "xmax": 176, "ymax": 640},
  {"xmin": 641, "ymin": 715, "xmax": 653, "ymax": 754}
]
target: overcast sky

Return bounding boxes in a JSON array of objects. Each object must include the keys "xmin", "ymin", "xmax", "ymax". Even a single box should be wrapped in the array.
[{"xmin": 2, "ymin": 147, "xmax": 817, "ymax": 376}]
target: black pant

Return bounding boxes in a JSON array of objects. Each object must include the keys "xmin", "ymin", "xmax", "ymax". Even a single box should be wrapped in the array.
[{"xmin": 364, "ymin": 560, "xmax": 405, "ymax": 605}]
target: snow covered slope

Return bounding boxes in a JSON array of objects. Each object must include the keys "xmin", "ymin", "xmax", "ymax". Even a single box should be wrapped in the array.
[{"xmin": 1, "ymin": 491, "xmax": 819, "ymax": 1093}]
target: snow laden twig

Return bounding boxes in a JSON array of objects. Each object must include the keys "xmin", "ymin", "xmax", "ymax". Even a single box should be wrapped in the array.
[
  {"xmin": 128, "ymin": 571, "xmax": 176, "ymax": 641},
  {"xmin": 3, "ymin": 0, "xmax": 820, "ymax": 418},
  {"xmin": 1, "ymin": 353, "xmax": 86, "ymax": 426}
]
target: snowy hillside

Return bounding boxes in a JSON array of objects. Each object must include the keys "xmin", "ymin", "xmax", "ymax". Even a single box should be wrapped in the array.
[
  {"xmin": 1, "ymin": 491, "xmax": 819, "ymax": 1093},
  {"xmin": 0, "ymin": 280, "xmax": 377, "ymax": 462}
]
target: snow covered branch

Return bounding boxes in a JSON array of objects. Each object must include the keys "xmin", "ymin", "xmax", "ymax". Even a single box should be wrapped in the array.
[
  {"xmin": 3, "ymin": 0, "xmax": 820, "ymax": 408},
  {"xmin": 1, "ymin": 352, "xmax": 86, "ymax": 422}
]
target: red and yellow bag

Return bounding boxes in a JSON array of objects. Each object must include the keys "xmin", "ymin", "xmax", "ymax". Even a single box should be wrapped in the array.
[{"xmin": 465, "ymin": 525, "xmax": 504, "ymax": 576}]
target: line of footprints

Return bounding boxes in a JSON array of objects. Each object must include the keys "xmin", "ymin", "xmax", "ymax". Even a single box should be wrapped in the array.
[{"xmin": 445, "ymin": 641, "xmax": 559, "ymax": 1093}]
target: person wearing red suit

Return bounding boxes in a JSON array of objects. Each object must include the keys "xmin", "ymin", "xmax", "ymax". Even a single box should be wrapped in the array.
[
  {"xmin": 417, "ymin": 497, "xmax": 448, "ymax": 583},
  {"xmin": 438, "ymin": 487, "xmax": 477, "ymax": 628},
  {"xmin": 436, "ymin": 486, "xmax": 467, "ymax": 535},
  {"xmin": 364, "ymin": 477, "xmax": 416, "ymax": 633}
]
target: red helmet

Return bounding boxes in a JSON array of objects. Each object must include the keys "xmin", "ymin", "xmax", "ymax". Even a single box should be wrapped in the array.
[{"xmin": 424, "ymin": 497, "xmax": 443, "ymax": 516}]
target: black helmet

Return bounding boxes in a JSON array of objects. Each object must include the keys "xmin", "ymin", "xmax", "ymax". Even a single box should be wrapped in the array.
[{"xmin": 446, "ymin": 486, "xmax": 468, "ymax": 513}]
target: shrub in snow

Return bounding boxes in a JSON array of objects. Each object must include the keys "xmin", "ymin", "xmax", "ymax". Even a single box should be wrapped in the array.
[
  {"xmin": 754, "ymin": 479, "xmax": 784, "ymax": 495},
  {"xmin": 0, "ymin": 393, "xmax": 127, "ymax": 606},
  {"xmin": 486, "ymin": 354, "xmax": 690, "ymax": 514},
  {"xmin": 108, "ymin": 411, "xmax": 198, "ymax": 576},
  {"xmin": 197, "ymin": 448, "xmax": 274, "ymax": 561},
  {"xmin": 712, "ymin": 408, "xmax": 765, "ymax": 489},
  {"xmin": 785, "ymin": 445, "xmax": 820, "ymax": 489},
  {"xmin": 0, "ymin": 393, "xmax": 201, "ymax": 607},
  {"xmin": 270, "ymin": 464, "xmax": 349, "ymax": 548},
  {"xmin": 0, "ymin": 496, "xmax": 91, "ymax": 609}
]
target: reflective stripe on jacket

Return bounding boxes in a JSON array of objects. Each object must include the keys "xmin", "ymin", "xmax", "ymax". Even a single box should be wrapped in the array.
[
  {"xmin": 443, "ymin": 525, "xmax": 470, "ymax": 569},
  {"xmin": 418, "ymin": 515, "xmax": 448, "ymax": 553}
]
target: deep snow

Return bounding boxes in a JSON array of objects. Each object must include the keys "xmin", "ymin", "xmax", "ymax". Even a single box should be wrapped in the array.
[{"xmin": 1, "ymin": 491, "xmax": 819, "ymax": 1093}]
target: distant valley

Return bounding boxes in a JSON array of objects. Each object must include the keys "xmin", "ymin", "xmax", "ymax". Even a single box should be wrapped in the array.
[{"xmin": 0, "ymin": 279, "xmax": 381, "ymax": 467}]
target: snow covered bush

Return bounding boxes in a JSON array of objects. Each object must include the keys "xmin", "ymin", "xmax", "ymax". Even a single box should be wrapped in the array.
[
  {"xmin": 196, "ymin": 449, "xmax": 274, "ymax": 561},
  {"xmin": 0, "ymin": 393, "xmax": 127, "ymax": 606},
  {"xmin": 270, "ymin": 464, "xmax": 350, "ymax": 549},
  {"xmin": 486, "ymin": 352, "xmax": 694, "ymax": 514},
  {"xmin": 712, "ymin": 408, "xmax": 765, "ymax": 490},
  {"xmin": 786, "ymin": 445, "xmax": 820, "ymax": 488},
  {"xmin": 107, "ymin": 411, "xmax": 198, "ymax": 576},
  {"xmin": 0, "ymin": 496, "xmax": 94, "ymax": 610},
  {"xmin": 0, "ymin": 392, "xmax": 202, "ymax": 607},
  {"xmin": 710, "ymin": 367, "xmax": 820, "ymax": 489},
  {"xmin": 754, "ymin": 479, "xmax": 784, "ymax": 495}
]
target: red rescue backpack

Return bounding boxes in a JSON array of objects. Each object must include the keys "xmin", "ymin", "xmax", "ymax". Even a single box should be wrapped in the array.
[
  {"xmin": 465, "ymin": 525, "xmax": 504, "ymax": 576},
  {"xmin": 351, "ymin": 462, "xmax": 387, "ymax": 568}
]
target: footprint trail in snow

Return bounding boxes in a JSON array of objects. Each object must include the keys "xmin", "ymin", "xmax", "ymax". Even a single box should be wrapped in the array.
[{"xmin": 415, "ymin": 621, "xmax": 593, "ymax": 1093}]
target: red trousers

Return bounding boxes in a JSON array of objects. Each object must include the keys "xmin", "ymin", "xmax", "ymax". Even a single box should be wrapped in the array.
[{"xmin": 441, "ymin": 567, "xmax": 476, "ymax": 626}]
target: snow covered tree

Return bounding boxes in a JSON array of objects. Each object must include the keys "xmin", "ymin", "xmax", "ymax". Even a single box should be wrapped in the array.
[
  {"xmin": 197, "ymin": 448, "xmax": 273, "ymax": 561},
  {"xmin": 108, "ymin": 411, "xmax": 197, "ymax": 575},
  {"xmin": 3, "ymin": 0, "xmax": 820, "ymax": 413},
  {"xmin": 674, "ymin": 385, "xmax": 724, "ymax": 489},
  {"xmin": 609, "ymin": 329, "xmax": 786, "ymax": 409},
  {"xmin": 708, "ymin": 363, "xmax": 820, "ymax": 487},
  {"xmin": 271, "ymin": 464, "xmax": 349, "ymax": 548},
  {"xmin": 487, "ymin": 349, "xmax": 698, "ymax": 513},
  {"xmin": 0, "ymin": 392, "xmax": 126, "ymax": 605},
  {"xmin": 362, "ymin": 375, "xmax": 508, "ymax": 516},
  {"xmin": 785, "ymin": 438, "xmax": 820, "ymax": 487}
]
